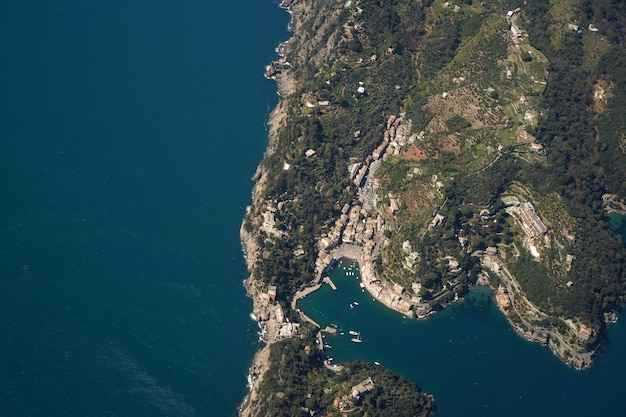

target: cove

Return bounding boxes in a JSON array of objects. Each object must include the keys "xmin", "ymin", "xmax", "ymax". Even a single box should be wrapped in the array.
[{"xmin": 298, "ymin": 252, "xmax": 626, "ymax": 416}]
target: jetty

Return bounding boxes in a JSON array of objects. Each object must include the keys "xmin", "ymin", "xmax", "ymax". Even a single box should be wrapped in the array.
[
  {"xmin": 323, "ymin": 276, "xmax": 338, "ymax": 290},
  {"xmin": 291, "ymin": 283, "xmax": 322, "ymax": 310},
  {"xmin": 322, "ymin": 326, "xmax": 337, "ymax": 334}
]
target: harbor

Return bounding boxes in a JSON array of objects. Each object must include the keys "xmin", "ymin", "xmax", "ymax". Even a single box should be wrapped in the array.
[{"xmin": 297, "ymin": 260, "xmax": 626, "ymax": 417}]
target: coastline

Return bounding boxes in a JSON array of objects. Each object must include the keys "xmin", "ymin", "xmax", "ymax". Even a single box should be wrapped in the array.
[
  {"xmin": 603, "ymin": 194, "xmax": 626, "ymax": 216},
  {"xmin": 236, "ymin": 1, "xmax": 625, "ymax": 413},
  {"xmin": 238, "ymin": 2, "xmax": 299, "ymax": 415}
]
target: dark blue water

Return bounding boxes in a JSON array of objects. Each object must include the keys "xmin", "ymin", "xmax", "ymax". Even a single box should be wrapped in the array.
[
  {"xmin": 0, "ymin": 1, "xmax": 288, "ymax": 416},
  {"xmin": 299, "ymin": 232, "xmax": 626, "ymax": 417},
  {"xmin": 2, "ymin": 1, "xmax": 625, "ymax": 416}
]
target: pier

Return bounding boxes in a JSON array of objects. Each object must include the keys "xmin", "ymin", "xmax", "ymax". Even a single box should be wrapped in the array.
[
  {"xmin": 322, "ymin": 326, "xmax": 337, "ymax": 334},
  {"xmin": 323, "ymin": 276, "xmax": 338, "ymax": 290},
  {"xmin": 291, "ymin": 283, "xmax": 322, "ymax": 310},
  {"xmin": 298, "ymin": 309, "xmax": 320, "ymax": 328}
]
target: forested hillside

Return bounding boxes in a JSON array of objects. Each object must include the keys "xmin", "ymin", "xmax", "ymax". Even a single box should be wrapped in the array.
[{"xmin": 247, "ymin": 0, "xmax": 626, "ymax": 378}]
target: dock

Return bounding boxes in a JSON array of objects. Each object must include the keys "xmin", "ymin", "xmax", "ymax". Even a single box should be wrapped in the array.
[
  {"xmin": 323, "ymin": 276, "xmax": 337, "ymax": 290},
  {"xmin": 291, "ymin": 283, "xmax": 322, "ymax": 310},
  {"xmin": 322, "ymin": 326, "xmax": 337, "ymax": 334},
  {"xmin": 298, "ymin": 310, "xmax": 320, "ymax": 328}
]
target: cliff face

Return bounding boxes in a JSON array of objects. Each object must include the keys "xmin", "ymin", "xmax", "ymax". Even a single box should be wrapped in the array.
[{"xmin": 241, "ymin": 0, "xmax": 626, "ymax": 413}]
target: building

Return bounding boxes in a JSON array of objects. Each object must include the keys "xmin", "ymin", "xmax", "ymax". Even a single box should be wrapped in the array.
[
  {"xmin": 429, "ymin": 213, "xmax": 445, "ymax": 229},
  {"xmin": 495, "ymin": 286, "xmax": 511, "ymax": 309},
  {"xmin": 510, "ymin": 24, "xmax": 522, "ymax": 39},
  {"xmin": 578, "ymin": 324, "xmax": 593, "ymax": 340},
  {"xmin": 530, "ymin": 143, "xmax": 544, "ymax": 153},
  {"xmin": 351, "ymin": 377, "xmax": 375, "ymax": 399},
  {"xmin": 268, "ymin": 285, "xmax": 277, "ymax": 301},
  {"xmin": 518, "ymin": 202, "xmax": 548, "ymax": 238}
]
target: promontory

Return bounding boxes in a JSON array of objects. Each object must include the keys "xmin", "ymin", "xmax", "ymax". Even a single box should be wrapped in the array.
[{"xmin": 240, "ymin": 0, "xmax": 626, "ymax": 415}]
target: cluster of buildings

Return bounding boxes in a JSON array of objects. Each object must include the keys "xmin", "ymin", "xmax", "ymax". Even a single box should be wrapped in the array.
[
  {"xmin": 310, "ymin": 115, "xmax": 438, "ymax": 317},
  {"xmin": 506, "ymin": 6, "xmax": 528, "ymax": 45},
  {"xmin": 314, "ymin": 115, "xmax": 416, "ymax": 280},
  {"xmin": 364, "ymin": 275, "xmax": 413, "ymax": 314},
  {"xmin": 348, "ymin": 115, "xmax": 414, "ymax": 188}
]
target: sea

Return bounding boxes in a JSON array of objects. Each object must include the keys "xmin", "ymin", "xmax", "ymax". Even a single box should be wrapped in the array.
[
  {"xmin": 0, "ymin": 1, "xmax": 624, "ymax": 417},
  {"xmin": 0, "ymin": 1, "xmax": 288, "ymax": 416}
]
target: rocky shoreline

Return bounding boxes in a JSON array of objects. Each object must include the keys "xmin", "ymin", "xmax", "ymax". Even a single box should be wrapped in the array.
[
  {"xmin": 238, "ymin": 2, "xmax": 300, "ymax": 415},
  {"xmin": 603, "ymin": 193, "xmax": 626, "ymax": 216},
  {"xmin": 237, "ymin": 0, "xmax": 626, "ymax": 413}
]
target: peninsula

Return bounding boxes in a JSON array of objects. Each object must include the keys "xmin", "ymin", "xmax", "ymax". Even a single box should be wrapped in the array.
[{"xmin": 240, "ymin": 0, "xmax": 626, "ymax": 415}]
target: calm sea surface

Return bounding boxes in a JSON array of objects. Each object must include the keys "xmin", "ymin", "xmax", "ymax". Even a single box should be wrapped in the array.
[
  {"xmin": 0, "ymin": 1, "xmax": 288, "ymax": 416},
  {"xmin": 1, "ymin": 1, "xmax": 624, "ymax": 416},
  {"xmin": 299, "ymin": 217, "xmax": 626, "ymax": 417}
]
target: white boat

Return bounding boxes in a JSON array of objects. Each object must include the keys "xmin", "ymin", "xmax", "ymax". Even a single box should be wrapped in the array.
[
  {"xmin": 349, "ymin": 330, "xmax": 359, "ymax": 336},
  {"xmin": 359, "ymin": 282, "xmax": 365, "ymax": 288},
  {"xmin": 351, "ymin": 333, "xmax": 362, "ymax": 343},
  {"xmin": 353, "ymin": 301, "xmax": 359, "ymax": 306},
  {"xmin": 374, "ymin": 361, "xmax": 380, "ymax": 366}
]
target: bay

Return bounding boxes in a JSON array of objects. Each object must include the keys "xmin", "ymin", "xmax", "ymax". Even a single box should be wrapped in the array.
[
  {"xmin": 0, "ymin": 1, "xmax": 288, "ymax": 416},
  {"xmin": 299, "ymin": 230, "xmax": 626, "ymax": 417},
  {"xmin": 2, "ymin": 0, "xmax": 624, "ymax": 416}
]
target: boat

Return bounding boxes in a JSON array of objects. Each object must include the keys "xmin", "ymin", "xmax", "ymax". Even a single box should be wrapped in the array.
[
  {"xmin": 351, "ymin": 333, "xmax": 362, "ymax": 343},
  {"xmin": 349, "ymin": 330, "xmax": 359, "ymax": 336},
  {"xmin": 353, "ymin": 301, "xmax": 359, "ymax": 306},
  {"xmin": 359, "ymin": 282, "xmax": 365, "ymax": 288},
  {"xmin": 374, "ymin": 361, "xmax": 380, "ymax": 366},
  {"xmin": 349, "ymin": 303, "xmax": 354, "ymax": 309}
]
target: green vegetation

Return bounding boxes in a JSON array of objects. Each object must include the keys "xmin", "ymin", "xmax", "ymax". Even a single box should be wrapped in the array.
[
  {"xmin": 249, "ymin": 0, "xmax": 626, "ymax": 370},
  {"xmin": 251, "ymin": 328, "xmax": 434, "ymax": 417}
]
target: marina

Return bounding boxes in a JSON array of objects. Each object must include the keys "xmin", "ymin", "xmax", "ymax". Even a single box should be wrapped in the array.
[{"xmin": 297, "ymin": 255, "xmax": 626, "ymax": 417}]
